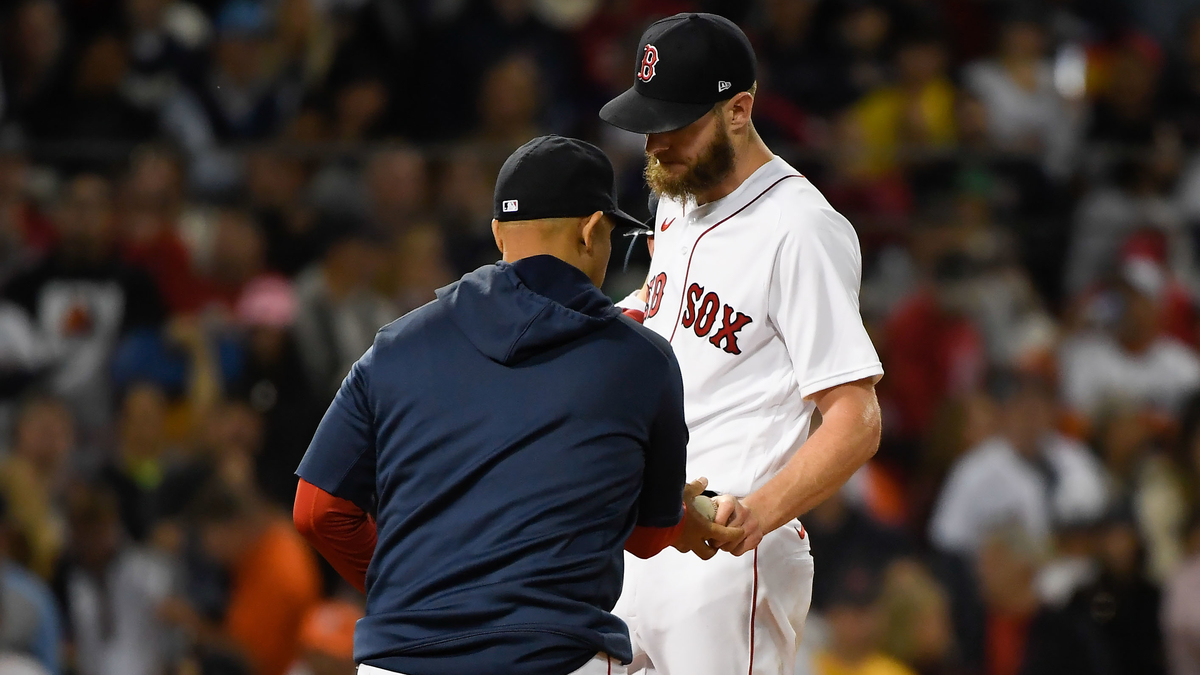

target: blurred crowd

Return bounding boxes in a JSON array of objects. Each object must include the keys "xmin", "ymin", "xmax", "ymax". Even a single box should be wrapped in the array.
[{"xmin": 4, "ymin": 0, "xmax": 1200, "ymax": 675}]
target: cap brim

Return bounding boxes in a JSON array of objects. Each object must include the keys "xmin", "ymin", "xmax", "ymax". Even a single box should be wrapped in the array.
[
  {"xmin": 600, "ymin": 87, "xmax": 714, "ymax": 135},
  {"xmin": 608, "ymin": 207, "xmax": 651, "ymax": 234}
]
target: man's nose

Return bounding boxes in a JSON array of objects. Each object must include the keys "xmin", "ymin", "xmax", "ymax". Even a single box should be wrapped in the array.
[{"xmin": 645, "ymin": 133, "xmax": 669, "ymax": 156}]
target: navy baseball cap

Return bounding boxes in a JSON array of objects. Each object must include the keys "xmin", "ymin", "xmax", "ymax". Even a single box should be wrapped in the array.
[
  {"xmin": 600, "ymin": 13, "xmax": 757, "ymax": 135},
  {"xmin": 493, "ymin": 135, "xmax": 644, "ymax": 230}
]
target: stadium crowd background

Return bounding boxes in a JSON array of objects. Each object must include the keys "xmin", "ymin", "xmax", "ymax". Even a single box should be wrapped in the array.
[{"xmin": 4, "ymin": 0, "xmax": 1200, "ymax": 674}]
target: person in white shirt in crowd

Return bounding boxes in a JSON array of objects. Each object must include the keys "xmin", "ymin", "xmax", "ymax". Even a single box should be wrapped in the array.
[
  {"xmin": 962, "ymin": 12, "xmax": 1081, "ymax": 178},
  {"xmin": 58, "ymin": 484, "xmax": 176, "ymax": 675},
  {"xmin": 930, "ymin": 369, "xmax": 1109, "ymax": 557},
  {"xmin": 1059, "ymin": 256, "xmax": 1200, "ymax": 424}
]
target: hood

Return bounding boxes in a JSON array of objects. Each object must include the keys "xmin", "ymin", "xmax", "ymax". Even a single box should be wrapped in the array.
[{"xmin": 435, "ymin": 255, "xmax": 621, "ymax": 365}]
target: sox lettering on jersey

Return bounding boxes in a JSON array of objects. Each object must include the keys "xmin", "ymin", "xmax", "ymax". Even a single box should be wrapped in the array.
[{"xmin": 679, "ymin": 281, "xmax": 753, "ymax": 355}]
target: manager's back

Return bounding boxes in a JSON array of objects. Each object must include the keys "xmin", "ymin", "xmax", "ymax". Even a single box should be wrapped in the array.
[{"xmin": 296, "ymin": 254, "xmax": 687, "ymax": 675}]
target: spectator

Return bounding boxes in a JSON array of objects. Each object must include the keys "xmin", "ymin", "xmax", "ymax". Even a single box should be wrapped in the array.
[
  {"xmin": 851, "ymin": 33, "xmax": 956, "ymax": 177},
  {"xmin": 427, "ymin": 0, "xmax": 578, "ymax": 138},
  {"xmin": 1164, "ymin": 509, "xmax": 1200, "ymax": 675},
  {"xmin": 813, "ymin": 565, "xmax": 918, "ymax": 675},
  {"xmin": 929, "ymin": 370, "xmax": 1109, "ymax": 557},
  {"xmin": 161, "ymin": 0, "xmax": 300, "ymax": 194},
  {"xmin": 122, "ymin": 0, "xmax": 209, "ymax": 111},
  {"xmin": 1059, "ymin": 260, "xmax": 1200, "ymax": 424},
  {"xmin": 1093, "ymin": 402, "xmax": 1189, "ymax": 582},
  {"xmin": 820, "ymin": 1, "xmax": 894, "ymax": 116},
  {"xmin": 1, "ymin": 174, "xmax": 165, "ymax": 431},
  {"xmin": 325, "ymin": 66, "xmax": 390, "ymax": 142},
  {"xmin": 1086, "ymin": 37, "xmax": 1166, "ymax": 150},
  {"xmin": 435, "ymin": 150, "xmax": 500, "ymax": 274},
  {"xmin": 175, "ymin": 0, "xmax": 298, "ymax": 142},
  {"xmin": 755, "ymin": 0, "xmax": 823, "ymax": 114},
  {"xmin": 963, "ymin": 15, "xmax": 1079, "ymax": 177},
  {"xmin": 975, "ymin": 525, "xmax": 1042, "ymax": 675},
  {"xmin": 293, "ymin": 213, "xmax": 395, "ymax": 398},
  {"xmin": 244, "ymin": 149, "xmax": 319, "ymax": 277},
  {"xmin": 806, "ymin": 488, "xmax": 912, "ymax": 613},
  {"xmin": 1065, "ymin": 158, "xmax": 1189, "ymax": 300},
  {"xmin": 229, "ymin": 276, "xmax": 321, "ymax": 509},
  {"xmin": 473, "ymin": 53, "xmax": 545, "ymax": 152},
  {"xmin": 365, "ymin": 147, "xmax": 428, "ymax": 235},
  {"xmin": 0, "ymin": 148, "xmax": 55, "ymax": 287},
  {"xmin": 0, "ymin": 492, "xmax": 63, "ymax": 674},
  {"xmin": 200, "ymin": 206, "xmax": 269, "ymax": 311},
  {"xmin": 0, "ymin": 0, "xmax": 73, "ymax": 141},
  {"xmin": 56, "ymin": 484, "xmax": 176, "ymax": 675},
  {"xmin": 285, "ymin": 600, "xmax": 360, "ymax": 675},
  {"xmin": 52, "ymin": 34, "xmax": 157, "ymax": 149},
  {"xmin": 877, "ymin": 561, "xmax": 957, "ymax": 675},
  {"xmin": 879, "ymin": 252, "xmax": 986, "ymax": 446},
  {"xmin": 0, "ymin": 395, "xmax": 71, "ymax": 579},
  {"xmin": 389, "ymin": 223, "xmax": 454, "ymax": 315},
  {"xmin": 100, "ymin": 383, "xmax": 172, "ymax": 542},
  {"xmin": 1162, "ymin": 13, "xmax": 1200, "ymax": 145},
  {"xmin": 163, "ymin": 480, "xmax": 320, "ymax": 675},
  {"xmin": 117, "ymin": 147, "xmax": 210, "ymax": 314},
  {"xmin": 1022, "ymin": 509, "xmax": 1164, "ymax": 675}
]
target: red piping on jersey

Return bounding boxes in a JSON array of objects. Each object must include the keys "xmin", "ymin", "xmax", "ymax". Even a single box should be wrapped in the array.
[
  {"xmin": 748, "ymin": 547, "xmax": 759, "ymax": 675},
  {"xmin": 667, "ymin": 175, "xmax": 804, "ymax": 343},
  {"xmin": 797, "ymin": 523, "xmax": 806, "ymax": 540}
]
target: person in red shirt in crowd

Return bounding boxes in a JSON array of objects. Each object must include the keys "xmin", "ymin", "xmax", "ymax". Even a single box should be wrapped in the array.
[{"xmin": 880, "ymin": 251, "xmax": 987, "ymax": 446}]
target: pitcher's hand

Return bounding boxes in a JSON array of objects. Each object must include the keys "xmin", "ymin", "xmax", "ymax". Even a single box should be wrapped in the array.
[
  {"xmin": 672, "ymin": 478, "xmax": 744, "ymax": 559},
  {"xmin": 712, "ymin": 494, "xmax": 763, "ymax": 556}
]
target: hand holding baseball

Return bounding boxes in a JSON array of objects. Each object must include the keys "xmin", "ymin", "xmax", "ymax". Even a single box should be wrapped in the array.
[
  {"xmin": 672, "ymin": 478, "xmax": 744, "ymax": 560},
  {"xmin": 712, "ymin": 494, "xmax": 764, "ymax": 556}
]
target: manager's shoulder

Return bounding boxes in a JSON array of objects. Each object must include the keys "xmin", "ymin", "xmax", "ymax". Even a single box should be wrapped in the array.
[
  {"xmin": 371, "ymin": 297, "xmax": 451, "ymax": 351},
  {"xmin": 613, "ymin": 314, "xmax": 678, "ymax": 367}
]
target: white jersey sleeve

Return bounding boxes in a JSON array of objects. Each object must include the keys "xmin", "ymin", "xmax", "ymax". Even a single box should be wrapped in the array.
[{"xmin": 768, "ymin": 206, "xmax": 882, "ymax": 399}]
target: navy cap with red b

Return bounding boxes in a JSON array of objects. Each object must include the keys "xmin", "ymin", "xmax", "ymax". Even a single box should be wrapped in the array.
[{"xmin": 600, "ymin": 13, "xmax": 757, "ymax": 135}]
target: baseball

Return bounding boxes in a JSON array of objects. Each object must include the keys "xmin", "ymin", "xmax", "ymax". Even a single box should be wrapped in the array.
[{"xmin": 692, "ymin": 495, "xmax": 717, "ymax": 522}]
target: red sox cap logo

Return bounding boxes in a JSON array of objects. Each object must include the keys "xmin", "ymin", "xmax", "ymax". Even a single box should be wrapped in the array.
[{"xmin": 637, "ymin": 44, "xmax": 659, "ymax": 83}]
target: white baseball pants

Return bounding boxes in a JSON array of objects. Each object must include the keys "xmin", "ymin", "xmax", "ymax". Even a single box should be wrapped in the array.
[
  {"xmin": 357, "ymin": 651, "xmax": 626, "ymax": 675},
  {"xmin": 613, "ymin": 522, "xmax": 815, "ymax": 675}
]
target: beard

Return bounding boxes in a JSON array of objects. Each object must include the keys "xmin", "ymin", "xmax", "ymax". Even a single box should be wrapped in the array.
[{"xmin": 644, "ymin": 117, "xmax": 736, "ymax": 201}]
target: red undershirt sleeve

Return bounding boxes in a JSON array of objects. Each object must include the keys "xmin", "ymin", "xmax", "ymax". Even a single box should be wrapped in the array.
[
  {"xmin": 624, "ymin": 514, "xmax": 685, "ymax": 559},
  {"xmin": 293, "ymin": 478, "xmax": 377, "ymax": 593}
]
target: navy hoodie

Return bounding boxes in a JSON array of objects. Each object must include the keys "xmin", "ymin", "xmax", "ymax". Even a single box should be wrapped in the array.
[{"xmin": 296, "ymin": 255, "xmax": 688, "ymax": 675}]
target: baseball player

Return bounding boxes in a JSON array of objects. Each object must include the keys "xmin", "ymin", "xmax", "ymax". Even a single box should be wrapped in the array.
[
  {"xmin": 599, "ymin": 13, "xmax": 885, "ymax": 675},
  {"xmin": 292, "ymin": 136, "xmax": 743, "ymax": 675}
]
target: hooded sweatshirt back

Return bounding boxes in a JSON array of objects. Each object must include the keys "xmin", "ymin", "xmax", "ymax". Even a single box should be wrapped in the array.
[{"xmin": 296, "ymin": 255, "xmax": 688, "ymax": 675}]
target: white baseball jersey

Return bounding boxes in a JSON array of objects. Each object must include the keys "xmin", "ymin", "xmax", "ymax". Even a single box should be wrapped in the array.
[
  {"xmin": 628, "ymin": 155, "xmax": 882, "ymax": 496},
  {"xmin": 614, "ymin": 156, "xmax": 882, "ymax": 675}
]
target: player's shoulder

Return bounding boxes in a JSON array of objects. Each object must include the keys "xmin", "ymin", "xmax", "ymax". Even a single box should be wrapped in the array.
[{"xmin": 751, "ymin": 161, "xmax": 856, "ymax": 242}]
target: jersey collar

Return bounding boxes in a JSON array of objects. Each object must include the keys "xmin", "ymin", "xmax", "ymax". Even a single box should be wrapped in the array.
[{"xmin": 681, "ymin": 155, "xmax": 794, "ymax": 226}]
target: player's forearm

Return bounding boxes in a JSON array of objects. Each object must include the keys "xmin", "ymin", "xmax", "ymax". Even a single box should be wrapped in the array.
[{"xmin": 743, "ymin": 380, "xmax": 881, "ymax": 533}]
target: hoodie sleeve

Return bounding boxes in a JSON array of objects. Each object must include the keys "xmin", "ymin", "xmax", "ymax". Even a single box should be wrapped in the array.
[
  {"xmin": 637, "ymin": 351, "xmax": 688, "ymax": 528},
  {"xmin": 296, "ymin": 346, "xmax": 378, "ymax": 514}
]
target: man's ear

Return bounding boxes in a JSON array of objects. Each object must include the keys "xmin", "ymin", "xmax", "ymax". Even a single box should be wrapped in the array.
[
  {"xmin": 726, "ymin": 91, "xmax": 754, "ymax": 132},
  {"xmin": 491, "ymin": 219, "xmax": 504, "ymax": 255},
  {"xmin": 579, "ymin": 211, "xmax": 606, "ymax": 253}
]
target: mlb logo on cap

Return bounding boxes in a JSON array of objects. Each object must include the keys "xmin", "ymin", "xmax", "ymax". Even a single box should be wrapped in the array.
[{"xmin": 502, "ymin": 200, "xmax": 519, "ymax": 213}]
